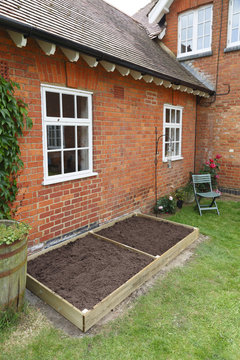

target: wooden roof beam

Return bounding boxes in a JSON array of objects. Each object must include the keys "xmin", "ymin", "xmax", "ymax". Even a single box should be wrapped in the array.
[
  {"xmin": 100, "ymin": 60, "xmax": 115, "ymax": 72},
  {"xmin": 116, "ymin": 65, "xmax": 130, "ymax": 76},
  {"xmin": 7, "ymin": 30, "xmax": 27, "ymax": 48},
  {"xmin": 61, "ymin": 47, "xmax": 79, "ymax": 62},
  {"xmin": 36, "ymin": 39, "xmax": 56, "ymax": 56},
  {"xmin": 81, "ymin": 54, "xmax": 98, "ymax": 67}
]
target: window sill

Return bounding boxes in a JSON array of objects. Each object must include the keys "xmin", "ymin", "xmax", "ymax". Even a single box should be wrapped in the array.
[
  {"xmin": 43, "ymin": 171, "xmax": 98, "ymax": 185},
  {"xmin": 163, "ymin": 156, "xmax": 184, "ymax": 163},
  {"xmin": 224, "ymin": 45, "xmax": 240, "ymax": 53},
  {"xmin": 177, "ymin": 51, "xmax": 212, "ymax": 62}
]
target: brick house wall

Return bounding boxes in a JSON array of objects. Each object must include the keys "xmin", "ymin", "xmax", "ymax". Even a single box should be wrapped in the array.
[
  {"xmin": 0, "ymin": 29, "xmax": 198, "ymax": 250},
  {"xmin": 162, "ymin": 0, "xmax": 240, "ymax": 191}
]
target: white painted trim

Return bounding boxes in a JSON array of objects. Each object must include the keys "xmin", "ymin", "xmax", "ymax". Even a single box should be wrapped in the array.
[
  {"xmin": 177, "ymin": 4, "xmax": 213, "ymax": 58},
  {"xmin": 100, "ymin": 61, "xmax": 115, "ymax": 72},
  {"xmin": 116, "ymin": 65, "xmax": 130, "ymax": 76},
  {"xmin": 61, "ymin": 47, "xmax": 80, "ymax": 62},
  {"xmin": 143, "ymin": 75, "xmax": 153, "ymax": 83},
  {"xmin": 41, "ymin": 84, "xmax": 95, "ymax": 185},
  {"xmin": 148, "ymin": 0, "xmax": 174, "ymax": 24},
  {"xmin": 81, "ymin": 54, "xmax": 98, "ymax": 68},
  {"xmin": 130, "ymin": 70, "xmax": 143, "ymax": 80}
]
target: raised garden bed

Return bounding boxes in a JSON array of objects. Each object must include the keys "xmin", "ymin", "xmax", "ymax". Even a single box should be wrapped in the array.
[{"xmin": 27, "ymin": 213, "xmax": 199, "ymax": 332}]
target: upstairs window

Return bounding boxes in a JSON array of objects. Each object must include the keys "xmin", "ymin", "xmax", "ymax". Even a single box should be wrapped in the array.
[
  {"xmin": 41, "ymin": 85, "xmax": 96, "ymax": 185},
  {"xmin": 227, "ymin": 0, "xmax": 240, "ymax": 47},
  {"xmin": 178, "ymin": 5, "xmax": 213, "ymax": 58}
]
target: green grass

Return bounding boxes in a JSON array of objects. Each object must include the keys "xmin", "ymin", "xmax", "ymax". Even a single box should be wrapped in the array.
[{"xmin": 1, "ymin": 201, "xmax": 239, "ymax": 360}]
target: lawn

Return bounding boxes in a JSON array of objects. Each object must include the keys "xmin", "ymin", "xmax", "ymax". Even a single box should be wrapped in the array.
[{"xmin": 1, "ymin": 200, "xmax": 239, "ymax": 360}]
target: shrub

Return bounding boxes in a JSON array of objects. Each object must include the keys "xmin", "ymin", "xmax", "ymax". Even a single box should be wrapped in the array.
[
  {"xmin": 200, "ymin": 154, "xmax": 222, "ymax": 189},
  {"xmin": 0, "ymin": 221, "xmax": 30, "ymax": 246},
  {"xmin": 154, "ymin": 195, "xmax": 176, "ymax": 214}
]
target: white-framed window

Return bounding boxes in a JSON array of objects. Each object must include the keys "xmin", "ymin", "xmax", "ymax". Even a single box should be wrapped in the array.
[
  {"xmin": 41, "ymin": 84, "xmax": 97, "ymax": 185},
  {"xmin": 163, "ymin": 104, "xmax": 183, "ymax": 162},
  {"xmin": 178, "ymin": 4, "xmax": 213, "ymax": 58},
  {"xmin": 227, "ymin": 0, "xmax": 240, "ymax": 47}
]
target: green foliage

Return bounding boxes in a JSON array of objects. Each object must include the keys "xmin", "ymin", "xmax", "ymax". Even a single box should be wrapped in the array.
[
  {"xmin": 0, "ymin": 76, "xmax": 32, "ymax": 219},
  {"xmin": 0, "ymin": 221, "xmax": 30, "ymax": 246},
  {"xmin": 173, "ymin": 187, "xmax": 185, "ymax": 201},
  {"xmin": 0, "ymin": 306, "xmax": 22, "ymax": 331},
  {"xmin": 200, "ymin": 154, "xmax": 222, "ymax": 189},
  {"xmin": 154, "ymin": 195, "xmax": 176, "ymax": 214}
]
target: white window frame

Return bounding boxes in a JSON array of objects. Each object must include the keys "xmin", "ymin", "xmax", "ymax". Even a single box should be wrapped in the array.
[
  {"xmin": 227, "ymin": 0, "xmax": 240, "ymax": 48},
  {"xmin": 162, "ymin": 104, "xmax": 183, "ymax": 162},
  {"xmin": 178, "ymin": 4, "xmax": 213, "ymax": 58},
  {"xmin": 41, "ymin": 84, "xmax": 97, "ymax": 185}
]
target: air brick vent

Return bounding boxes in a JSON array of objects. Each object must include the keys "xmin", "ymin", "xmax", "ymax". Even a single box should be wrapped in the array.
[
  {"xmin": 114, "ymin": 86, "xmax": 124, "ymax": 99},
  {"xmin": 0, "ymin": 61, "xmax": 9, "ymax": 80}
]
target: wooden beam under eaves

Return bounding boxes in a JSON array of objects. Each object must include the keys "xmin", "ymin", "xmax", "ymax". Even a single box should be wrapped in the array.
[
  {"xmin": 130, "ymin": 70, "xmax": 142, "ymax": 80},
  {"xmin": 143, "ymin": 75, "xmax": 153, "ymax": 83},
  {"xmin": 61, "ymin": 47, "xmax": 80, "ymax": 62},
  {"xmin": 163, "ymin": 80, "xmax": 172, "ymax": 88},
  {"xmin": 153, "ymin": 78, "xmax": 164, "ymax": 86},
  {"xmin": 172, "ymin": 84, "xmax": 180, "ymax": 90},
  {"xmin": 116, "ymin": 65, "xmax": 130, "ymax": 76},
  {"xmin": 81, "ymin": 54, "xmax": 98, "ymax": 68},
  {"xmin": 100, "ymin": 61, "xmax": 115, "ymax": 72},
  {"xmin": 36, "ymin": 39, "xmax": 56, "ymax": 56},
  {"xmin": 7, "ymin": 30, "xmax": 27, "ymax": 48}
]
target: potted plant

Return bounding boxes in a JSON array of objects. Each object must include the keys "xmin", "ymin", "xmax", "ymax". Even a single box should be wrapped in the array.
[
  {"xmin": 174, "ymin": 188, "xmax": 185, "ymax": 209},
  {"xmin": 0, "ymin": 220, "xmax": 30, "ymax": 311}
]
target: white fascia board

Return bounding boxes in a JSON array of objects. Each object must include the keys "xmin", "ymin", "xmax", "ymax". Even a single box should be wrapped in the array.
[{"xmin": 149, "ymin": 0, "xmax": 174, "ymax": 24}]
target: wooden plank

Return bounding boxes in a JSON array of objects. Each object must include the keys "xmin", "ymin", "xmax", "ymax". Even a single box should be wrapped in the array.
[
  {"xmin": 26, "ymin": 274, "xmax": 84, "ymax": 331},
  {"xmin": 136, "ymin": 213, "xmax": 198, "ymax": 232},
  {"xmin": 91, "ymin": 213, "xmax": 135, "ymax": 234},
  {"xmin": 84, "ymin": 227, "xmax": 198, "ymax": 332},
  {"xmin": 90, "ymin": 232, "xmax": 156, "ymax": 259}
]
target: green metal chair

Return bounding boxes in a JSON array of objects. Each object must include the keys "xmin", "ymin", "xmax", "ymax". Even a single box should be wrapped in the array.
[{"xmin": 192, "ymin": 174, "xmax": 220, "ymax": 216}]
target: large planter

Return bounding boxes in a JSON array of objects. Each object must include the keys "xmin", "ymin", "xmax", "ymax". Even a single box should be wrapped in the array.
[{"xmin": 0, "ymin": 220, "xmax": 28, "ymax": 311}]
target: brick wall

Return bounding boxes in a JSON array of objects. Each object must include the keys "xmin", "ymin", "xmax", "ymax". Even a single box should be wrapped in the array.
[
  {"xmin": 0, "ymin": 29, "xmax": 197, "ymax": 249},
  {"xmin": 162, "ymin": 0, "xmax": 240, "ymax": 190}
]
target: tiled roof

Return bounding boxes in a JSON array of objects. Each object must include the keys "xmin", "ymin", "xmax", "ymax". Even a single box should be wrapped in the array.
[{"xmin": 0, "ymin": 0, "xmax": 211, "ymax": 92}]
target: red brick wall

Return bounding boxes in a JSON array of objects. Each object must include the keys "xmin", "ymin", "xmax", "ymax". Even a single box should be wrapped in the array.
[
  {"xmin": 163, "ymin": 0, "xmax": 240, "ymax": 190},
  {"xmin": 0, "ymin": 29, "xmax": 197, "ymax": 249}
]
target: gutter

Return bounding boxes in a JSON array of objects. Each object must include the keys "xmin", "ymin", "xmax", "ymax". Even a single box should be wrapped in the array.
[{"xmin": 0, "ymin": 15, "xmax": 214, "ymax": 95}]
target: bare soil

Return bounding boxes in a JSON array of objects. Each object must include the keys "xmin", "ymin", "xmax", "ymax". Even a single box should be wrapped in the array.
[{"xmin": 98, "ymin": 216, "xmax": 192, "ymax": 256}]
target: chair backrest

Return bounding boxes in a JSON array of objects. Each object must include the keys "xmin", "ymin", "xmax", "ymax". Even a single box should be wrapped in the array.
[{"xmin": 192, "ymin": 174, "xmax": 213, "ymax": 192}]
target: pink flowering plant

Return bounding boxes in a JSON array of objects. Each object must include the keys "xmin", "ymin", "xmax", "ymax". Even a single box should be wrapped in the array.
[
  {"xmin": 200, "ymin": 154, "xmax": 222, "ymax": 189},
  {"xmin": 154, "ymin": 195, "xmax": 176, "ymax": 214}
]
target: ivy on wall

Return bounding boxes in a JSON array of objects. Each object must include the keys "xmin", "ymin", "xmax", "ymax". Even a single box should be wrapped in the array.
[{"xmin": 0, "ymin": 76, "xmax": 32, "ymax": 219}]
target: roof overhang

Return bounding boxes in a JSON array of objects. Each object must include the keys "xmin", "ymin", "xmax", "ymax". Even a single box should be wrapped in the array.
[{"xmin": 0, "ymin": 14, "xmax": 213, "ymax": 97}]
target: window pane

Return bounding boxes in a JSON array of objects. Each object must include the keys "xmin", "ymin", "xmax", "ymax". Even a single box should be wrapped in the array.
[
  {"xmin": 233, "ymin": 14, "xmax": 240, "ymax": 27},
  {"xmin": 231, "ymin": 28, "xmax": 239, "ymax": 42},
  {"xmin": 204, "ymin": 35, "xmax": 210, "ymax": 48},
  {"xmin": 171, "ymin": 109, "xmax": 175, "ymax": 123},
  {"xmin": 62, "ymin": 94, "xmax": 75, "ymax": 118},
  {"xmin": 198, "ymin": 23, "xmax": 204, "ymax": 36},
  {"xmin": 205, "ymin": 7, "xmax": 212, "ymax": 21},
  {"xmin": 198, "ymin": 37, "xmax": 203, "ymax": 50},
  {"xmin": 187, "ymin": 41, "xmax": 192, "ymax": 52},
  {"xmin": 176, "ymin": 128, "xmax": 180, "ymax": 141},
  {"xmin": 170, "ymin": 128, "xmax": 175, "ymax": 140},
  {"xmin": 205, "ymin": 21, "xmax": 211, "ymax": 35},
  {"xmin": 188, "ymin": 13, "xmax": 193, "ymax": 26},
  {"xmin": 64, "ymin": 150, "xmax": 76, "ymax": 173},
  {"xmin": 48, "ymin": 152, "xmax": 61, "ymax": 176},
  {"xmin": 198, "ymin": 9, "xmax": 204, "ymax": 23},
  {"xmin": 63, "ymin": 126, "xmax": 75, "ymax": 149},
  {"xmin": 187, "ymin": 27, "xmax": 193, "ymax": 39},
  {"xmin": 165, "ymin": 128, "xmax": 169, "ymax": 142},
  {"xmin": 77, "ymin": 96, "xmax": 88, "ymax": 118},
  {"xmin": 176, "ymin": 111, "xmax": 180, "ymax": 124},
  {"xmin": 181, "ymin": 42, "xmax": 187, "ymax": 53},
  {"xmin": 176, "ymin": 143, "xmax": 180, "ymax": 156},
  {"xmin": 181, "ymin": 15, "xmax": 187, "ymax": 28},
  {"xmin": 47, "ymin": 125, "xmax": 61, "ymax": 149},
  {"xmin": 181, "ymin": 28, "xmax": 187, "ymax": 41},
  {"xmin": 78, "ymin": 150, "xmax": 89, "ymax": 171},
  {"xmin": 166, "ymin": 108, "xmax": 170, "ymax": 123},
  {"xmin": 165, "ymin": 143, "xmax": 169, "ymax": 158},
  {"xmin": 46, "ymin": 92, "xmax": 60, "ymax": 117},
  {"xmin": 77, "ymin": 126, "xmax": 88, "ymax": 147},
  {"xmin": 233, "ymin": 0, "xmax": 240, "ymax": 13}
]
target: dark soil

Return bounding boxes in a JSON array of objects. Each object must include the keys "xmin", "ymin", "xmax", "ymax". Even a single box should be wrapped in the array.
[
  {"xmin": 98, "ymin": 216, "xmax": 193, "ymax": 256},
  {"xmin": 27, "ymin": 234, "xmax": 152, "ymax": 311}
]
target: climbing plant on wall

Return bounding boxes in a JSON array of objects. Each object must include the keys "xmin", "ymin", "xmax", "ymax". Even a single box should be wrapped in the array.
[{"xmin": 0, "ymin": 76, "xmax": 32, "ymax": 219}]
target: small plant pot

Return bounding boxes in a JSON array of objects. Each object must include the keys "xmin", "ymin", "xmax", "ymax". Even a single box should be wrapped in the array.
[{"xmin": 177, "ymin": 200, "xmax": 184, "ymax": 209}]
